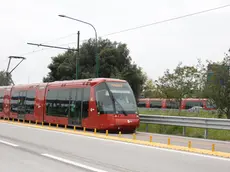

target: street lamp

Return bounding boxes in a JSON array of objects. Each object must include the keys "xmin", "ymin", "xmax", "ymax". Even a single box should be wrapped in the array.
[{"xmin": 58, "ymin": 14, "xmax": 99, "ymax": 78}]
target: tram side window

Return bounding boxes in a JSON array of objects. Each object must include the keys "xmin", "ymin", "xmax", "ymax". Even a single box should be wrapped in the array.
[
  {"xmin": 46, "ymin": 89, "xmax": 58, "ymax": 116},
  {"xmin": 57, "ymin": 88, "xmax": 70, "ymax": 117},
  {"xmin": 25, "ymin": 90, "xmax": 36, "ymax": 114},
  {"xmin": 18, "ymin": 91, "xmax": 27, "ymax": 114},
  {"xmin": 0, "ymin": 90, "xmax": 4, "ymax": 111},
  {"xmin": 11, "ymin": 90, "xmax": 20, "ymax": 113},
  {"xmin": 150, "ymin": 100, "xmax": 162, "ymax": 108},
  {"xmin": 185, "ymin": 101, "xmax": 203, "ymax": 109},
  {"xmin": 69, "ymin": 88, "xmax": 82, "ymax": 118},
  {"xmin": 166, "ymin": 100, "xmax": 179, "ymax": 109},
  {"xmin": 82, "ymin": 87, "xmax": 90, "ymax": 119},
  {"xmin": 46, "ymin": 89, "xmax": 70, "ymax": 117},
  {"xmin": 137, "ymin": 101, "xmax": 146, "ymax": 107}
]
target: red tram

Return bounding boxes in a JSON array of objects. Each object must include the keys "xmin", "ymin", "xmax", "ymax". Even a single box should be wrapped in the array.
[
  {"xmin": 138, "ymin": 98, "xmax": 216, "ymax": 110},
  {"xmin": 0, "ymin": 78, "xmax": 140, "ymax": 132}
]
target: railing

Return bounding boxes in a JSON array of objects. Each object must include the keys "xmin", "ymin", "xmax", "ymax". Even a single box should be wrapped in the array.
[
  {"xmin": 139, "ymin": 107, "xmax": 217, "ymax": 113},
  {"xmin": 139, "ymin": 114, "xmax": 230, "ymax": 139}
]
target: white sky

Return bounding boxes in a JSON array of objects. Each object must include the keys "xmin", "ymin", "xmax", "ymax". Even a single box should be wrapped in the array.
[{"xmin": 0, "ymin": 0, "xmax": 230, "ymax": 84}]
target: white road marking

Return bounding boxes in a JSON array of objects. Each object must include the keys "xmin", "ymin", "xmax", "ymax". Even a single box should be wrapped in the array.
[
  {"xmin": 0, "ymin": 139, "xmax": 19, "ymax": 147},
  {"xmin": 42, "ymin": 153, "xmax": 107, "ymax": 172},
  {"xmin": 1, "ymin": 122, "xmax": 230, "ymax": 161}
]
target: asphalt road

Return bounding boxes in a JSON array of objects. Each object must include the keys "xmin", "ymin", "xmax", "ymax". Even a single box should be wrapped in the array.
[
  {"xmin": 0, "ymin": 122, "xmax": 230, "ymax": 172},
  {"xmin": 0, "ymin": 144, "xmax": 83, "ymax": 172}
]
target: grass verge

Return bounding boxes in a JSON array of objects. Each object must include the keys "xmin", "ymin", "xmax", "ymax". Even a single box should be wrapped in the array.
[{"xmin": 138, "ymin": 109, "xmax": 230, "ymax": 141}]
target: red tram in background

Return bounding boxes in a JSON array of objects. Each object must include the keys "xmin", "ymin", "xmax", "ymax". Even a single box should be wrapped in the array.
[
  {"xmin": 138, "ymin": 98, "xmax": 216, "ymax": 110},
  {"xmin": 0, "ymin": 78, "xmax": 140, "ymax": 132}
]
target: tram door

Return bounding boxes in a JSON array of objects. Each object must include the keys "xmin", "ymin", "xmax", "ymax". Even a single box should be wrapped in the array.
[
  {"xmin": 68, "ymin": 87, "xmax": 90, "ymax": 126},
  {"xmin": 68, "ymin": 88, "xmax": 82, "ymax": 126},
  {"xmin": 17, "ymin": 90, "xmax": 27, "ymax": 120}
]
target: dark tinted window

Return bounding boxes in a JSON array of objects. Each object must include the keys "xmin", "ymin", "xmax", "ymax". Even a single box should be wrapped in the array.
[
  {"xmin": 69, "ymin": 88, "xmax": 82, "ymax": 118},
  {"xmin": 166, "ymin": 100, "xmax": 179, "ymax": 109},
  {"xmin": 0, "ymin": 90, "xmax": 4, "ymax": 111},
  {"xmin": 82, "ymin": 87, "xmax": 90, "ymax": 118},
  {"xmin": 18, "ymin": 91, "xmax": 27, "ymax": 114},
  {"xmin": 25, "ymin": 90, "xmax": 36, "ymax": 114},
  {"xmin": 11, "ymin": 90, "xmax": 20, "ymax": 113},
  {"xmin": 46, "ymin": 87, "xmax": 90, "ymax": 119},
  {"xmin": 137, "ymin": 101, "xmax": 146, "ymax": 107},
  {"xmin": 46, "ymin": 89, "xmax": 59, "ymax": 116},
  {"xmin": 46, "ymin": 88, "xmax": 70, "ymax": 117},
  {"xmin": 57, "ymin": 88, "xmax": 70, "ymax": 117},
  {"xmin": 95, "ymin": 82, "xmax": 114, "ymax": 114},
  {"xmin": 150, "ymin": 100, "xmax": 162, "ymax": 108},
  {"xmin": 185, "ymin": 101, "xmax": 203, "ymax": 109}
]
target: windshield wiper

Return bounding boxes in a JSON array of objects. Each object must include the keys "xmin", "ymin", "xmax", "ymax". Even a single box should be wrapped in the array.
[
  {"xmin": 113, "ymin": 97, "xmax": 128, "ymax": 116},
  {"xmin": 105, "ymin": 83, "xmax": 128, "ymax": 116}
]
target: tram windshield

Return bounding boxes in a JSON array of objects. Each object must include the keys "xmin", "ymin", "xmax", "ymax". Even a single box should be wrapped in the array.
[{"xmin": 95, "ymin": 81, "xmax": 138, "ymax": 115}]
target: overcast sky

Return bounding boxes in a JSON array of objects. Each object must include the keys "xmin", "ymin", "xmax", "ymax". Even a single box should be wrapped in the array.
[{"xmin": 0, "ymin": 0, "xmax": 229, "ymax": 84}]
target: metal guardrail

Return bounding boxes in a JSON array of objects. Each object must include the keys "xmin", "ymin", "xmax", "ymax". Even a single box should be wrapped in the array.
[
  {"xmin": 138, "ymin": 107, "xmax": 217, "ymax": 113},
  {"xmin": 139, "ymin": 114, "xmax": 230, "ymax": 139}
]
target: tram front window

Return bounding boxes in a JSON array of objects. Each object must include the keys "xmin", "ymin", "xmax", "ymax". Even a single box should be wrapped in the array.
[{"xmin": 95, "ymin": 82, "xmax": 138, "ymax": 115}]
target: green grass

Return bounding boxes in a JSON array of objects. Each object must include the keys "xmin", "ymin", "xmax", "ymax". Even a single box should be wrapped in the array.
[
  {"xmin": 139, "ymin": 108, "xmax": 227, "ymax": 118},
  {"xmin": 138, "ymin": 109, "xmax": 230, "ymax": 141}
]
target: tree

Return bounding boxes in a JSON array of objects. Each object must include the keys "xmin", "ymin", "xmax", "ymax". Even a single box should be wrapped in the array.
[
  {"xmin": 155, "ymin": 62, "xmax": 201, "ymax": 109},
  {"xmin": 43, "ymin": 38, "xmax": 147, "ymax": 98},
  {"xmin": 0, "ymin": 70, "xmax": 13, "ymax": 86},
  {"xmin": 204, "ymin": 50, "xmax": 230, "ymax": 118},
  {"xmin": 142, "ymin": 78, "xmax": 162, "ymax": 98}
]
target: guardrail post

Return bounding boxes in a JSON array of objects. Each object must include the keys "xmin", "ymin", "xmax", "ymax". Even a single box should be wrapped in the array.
[
  {"xmin": 146, "ymin": 124, "xmax": 149, "ymax": 132},
  {"xmin": 182, "ymin": 126, "xmax": 186, "ymax": 136},
  {"xmin": 204, "ymin": 128, "xmax": 208, "ymax": 139}
]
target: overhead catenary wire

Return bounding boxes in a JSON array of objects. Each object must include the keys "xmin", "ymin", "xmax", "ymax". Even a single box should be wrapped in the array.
[
  {"xmin": 102, "ymin": 4, "xmax": 230, "ymax": 37},
  {"xmin": 18, "ymin": 4, "xmax": 230, "ymax": 56}
]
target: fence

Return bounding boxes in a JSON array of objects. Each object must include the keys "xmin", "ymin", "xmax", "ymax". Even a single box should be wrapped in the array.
[{"xmin": 139, "ymin": 114, "xmax": 230, "ymax": 138}]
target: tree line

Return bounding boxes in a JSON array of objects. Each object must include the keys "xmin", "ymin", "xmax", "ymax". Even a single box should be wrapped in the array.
[
  {"xmin": 143, "ymin": 49, "xmax": 230, "ymax": 118},
  {"xmin": 0, "ymin": 38, "xmax": 229, "ymax": 118}
]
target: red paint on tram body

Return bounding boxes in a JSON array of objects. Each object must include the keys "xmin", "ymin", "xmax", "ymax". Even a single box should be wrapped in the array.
[{"xmin": 0, "ymin": 78, "xmax": 139, "ymax": 132}]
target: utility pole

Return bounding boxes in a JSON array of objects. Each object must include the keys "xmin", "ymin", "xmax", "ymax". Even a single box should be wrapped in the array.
[
  {"xmin": 76, "ymin": 31, "xmax": 80, "ymax": 80},
  {"xmin": 58, "ymin": 15, "xmax": 99, "ymax": 78}
]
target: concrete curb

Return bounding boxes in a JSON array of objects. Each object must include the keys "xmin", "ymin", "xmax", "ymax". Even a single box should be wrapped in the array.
[{"xmin": 1, "ymin": 119, "xmax": 230, "ymax": 159}]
